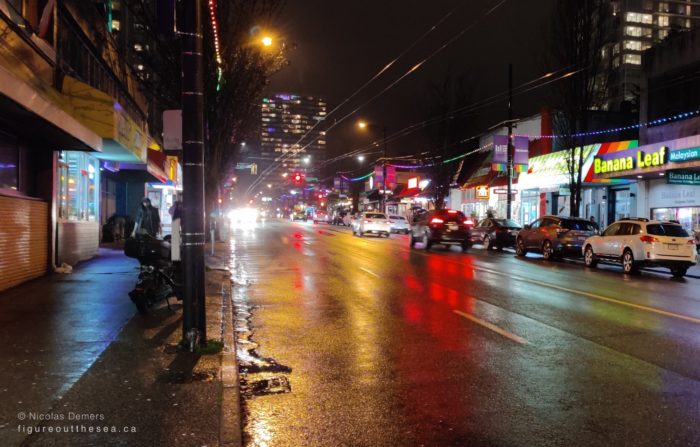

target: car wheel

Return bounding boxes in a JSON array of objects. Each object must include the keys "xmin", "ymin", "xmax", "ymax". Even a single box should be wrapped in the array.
[
  {"xmin": 409, "ymin": 233, "xmax": 416, "ymax": 248},
  {"xmin": 622, "ymin": 249, "xmax": 638, "ymax": 274},
  {"xmin": 671, "ymin": 267, "xmax": 688, "ymax": 278},
  {"xmin": 483, "ymin": 235, "xmax": 493, "ymax": 250},
  {"xmin": 516, "ymin": 238, "xmax": 527, "ymax": 257},
  {"xmin": 584, "ymin": 245, "xmax": 598, "ymax": 268},
  {"xmin": 542, "ymin": 240, "xmax": 554, "ymax": 261},
  {"xmin": 422, "ymin": 233, "xmax": 431, "ymax": 250},
  {"xmin": 461, "ymin": 242, "xmax": 470, "ymax": 252}
]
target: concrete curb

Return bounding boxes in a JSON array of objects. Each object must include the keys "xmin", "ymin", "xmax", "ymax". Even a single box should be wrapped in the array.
[{"xmin": 219, "ymin": 275, "xmax": 242, "ymax": 446}]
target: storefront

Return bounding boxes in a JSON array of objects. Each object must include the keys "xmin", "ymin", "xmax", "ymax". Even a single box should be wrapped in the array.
[
  {"xmin": 593, "ymin": 135, "xmax": 700, "ymax": 233},
  {"xmin": 517, "ymin": 141, "xmax": 637, "ymax": 228}
]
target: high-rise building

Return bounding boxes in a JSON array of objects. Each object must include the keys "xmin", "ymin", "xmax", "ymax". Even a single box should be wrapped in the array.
[
  {"xmin": 608, "ymin": 0, "xmax": 700, "ymax": 109},
  {"xmin": 259, "ymin": 93, "xmax": 327, "ymax": 187}
]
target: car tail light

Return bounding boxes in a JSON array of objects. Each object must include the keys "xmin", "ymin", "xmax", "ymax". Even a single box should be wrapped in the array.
[
  {"xmin": 431, "ymin": 218, "xmax": 444, "ymax": 224},
  {"xmin": 464, "ymin": 219, "xmax": 474, "ymax": 226},
  {"xmin": 448, "ymin": 210, "xmax": 458, "ymax": 214},
  {"xmin": 640, "ymin": 235, "xmax": 658, "ymax": 243},
  {"xmin": 555, "ymin": 228, "xmax": 570, "ymax": 237}
]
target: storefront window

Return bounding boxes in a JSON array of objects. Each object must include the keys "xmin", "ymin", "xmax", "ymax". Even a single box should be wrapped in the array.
[
  {"xmin": 57, "ymin": 151, "xmax": 100, "ymax": 221},
  {"xmin": 652, "ymin": 207, "xmax": 700, "ymax": 233},
  {"xmin": 0, "ymin": 131, "xmax": 19, "ymax": 191}
]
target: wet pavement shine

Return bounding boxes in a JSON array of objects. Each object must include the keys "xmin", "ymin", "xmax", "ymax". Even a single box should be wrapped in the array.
[{"xmin": 231, "ymin": 219, "xmax": 700, "ymax": 447}]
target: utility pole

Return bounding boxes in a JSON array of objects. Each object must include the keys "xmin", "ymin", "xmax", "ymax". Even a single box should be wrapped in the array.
[
  {"xmin": 181, "ymin": 0, "xmax": 206, "ymax": 350},
  {"xmin": 506, "ymin": 63, "xmax": 513, "ymax": 220},
  {"xmin": 382, "ymin": 126, "xmax": 388, "ymax": 214}
]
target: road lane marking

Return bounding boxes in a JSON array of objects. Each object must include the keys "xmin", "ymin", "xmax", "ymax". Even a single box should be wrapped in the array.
[
  {"xmin": 454, "ymin": 310, "xmax": 529, "ymax": 345},
  {"xmin": 404, "ymin": 249, "xmax": 700, "ymax": 326},
  {"xmin": 359, "ymin": 267, "xmax": 380, "ymax": 278}
]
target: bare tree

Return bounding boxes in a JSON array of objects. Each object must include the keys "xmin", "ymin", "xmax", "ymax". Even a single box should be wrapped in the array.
[
  {"xmin": 421, "ymin": 73, "xmax": 476, "ymax": 210},
  {"xmin": 550, "ymin": 0, "xmax": 613, "ymax": 217},
  {"xmin": 124, "ymin": 0, "xmax": 288, "ymax": 210}
]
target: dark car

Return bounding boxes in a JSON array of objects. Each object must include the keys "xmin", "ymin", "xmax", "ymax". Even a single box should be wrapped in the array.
[
  {"xmin": 471, "ymin": 218, "xmax": 522, "ymax": 250},
  {"xmin": 516, "ymin": 215, "xmax": 598, "ymax": 260},
  {"xmin": 409, "ymin": 209, "xmax": 472, "ymax": 251}
]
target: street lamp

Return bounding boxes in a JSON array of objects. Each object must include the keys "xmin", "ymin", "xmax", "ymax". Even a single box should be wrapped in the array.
[
  {"xmin": 356, "ymin": 120, "xmax": 388, "ymax": 214},
  {"xmin": 357, "ymin": 155, "xmax": 365, "ymax": 163},
  {"xmin": 303, "ymin": 156, "xmax": 311, "ymax": 165},
  {"xmin": 267, "ymin": 183, "xmax": 272, "ymax": 189},
  {"xmin": 261, "ymin": 36, "xmax": 273, "ymax": 47}
]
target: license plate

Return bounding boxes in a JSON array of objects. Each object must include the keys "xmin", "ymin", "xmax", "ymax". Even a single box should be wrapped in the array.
[
  {"xmin": 666, "ymin": 244, "xmax": 679, "ymax": 250},
  {"xmin": 448, "ymin": 224, "xmax": 458, "ymax": 230}
]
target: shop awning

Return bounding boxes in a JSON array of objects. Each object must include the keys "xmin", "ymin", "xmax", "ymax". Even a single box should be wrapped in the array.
[
  {"xmin": 146, "ymin": 149, "xmax": 168, "ymax": 183},
  {"xmin": 490, "ymin": 174, "xmax": 518, "ymax": 188}
]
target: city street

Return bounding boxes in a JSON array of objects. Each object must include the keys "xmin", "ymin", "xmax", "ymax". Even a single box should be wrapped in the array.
[{"xmin": 233, "ymin": 219, "xmax": 700, "ymax": 447}]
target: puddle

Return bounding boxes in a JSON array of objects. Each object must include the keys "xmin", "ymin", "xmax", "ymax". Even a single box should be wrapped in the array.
[{"xmin": 241, "ymin": 376, "xmax": 291, "ymax": 397}]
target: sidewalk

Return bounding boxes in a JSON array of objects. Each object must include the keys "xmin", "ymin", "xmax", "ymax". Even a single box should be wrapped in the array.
[{"xmin": 0, "ymin": 243, "xmax": 240, "ymax": 447}]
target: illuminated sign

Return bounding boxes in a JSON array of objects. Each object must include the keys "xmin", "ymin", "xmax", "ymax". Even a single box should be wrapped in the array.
[
  {"xmin": 493, "ymin": 188, "xmax": 518, "ymax": 195},
  {"xmin": 408, "ymin": 177, "xmax": 418, "ymax": 189},
  {"xmin": 475, "ymin": 185, "xmax": 490, "ymax": 200},
  {"xmin": 669, "ymin": 147, "xmax": 700, "ymax": 162},
  {"xmin": 594, "ymin": 146, "xmax": 667, "ymax": 174}
]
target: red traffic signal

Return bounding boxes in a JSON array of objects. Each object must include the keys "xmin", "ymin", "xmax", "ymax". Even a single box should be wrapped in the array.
[
  {"xmin": 318, "ymin": 194, "xmax": 323, "ymax": 199},
  {"xmin": 293, "ymin": 173, "xmax": 303, "ymax": 184}
]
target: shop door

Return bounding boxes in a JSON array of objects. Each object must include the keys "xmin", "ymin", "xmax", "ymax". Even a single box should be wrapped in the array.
[{"xmin": 609, "ymin": 188, "xmax": 631, "ymax": 223}]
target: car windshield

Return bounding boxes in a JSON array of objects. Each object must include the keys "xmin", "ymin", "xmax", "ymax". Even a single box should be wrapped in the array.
[
  {"xmin": 365, "ymin": 213, "xmax": 386, "ymax": 219},
  {"xmin": 562, "ymin": 220, "xmax": 597, "ymax": 232},
  {"xmin": 647, "ymin": 224, "xmax": 689, "ymax": 237},
  {"xmin": 493, "ymin": 219, "xmax": 520, "ymax": 228},
  {"xmin": 438, "ymin": 211, "xmax": 466, "ymax": 222}
]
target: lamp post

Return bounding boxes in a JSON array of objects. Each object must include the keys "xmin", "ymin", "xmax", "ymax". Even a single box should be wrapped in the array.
[{"xmin": 357, "ymin": 121, "xmax": 388, "ymax": 214}]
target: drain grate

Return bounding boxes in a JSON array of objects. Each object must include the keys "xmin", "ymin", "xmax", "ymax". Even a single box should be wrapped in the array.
[{"xmin": 244, "ymin": 376, "xmax": 291, "ymax": 396}]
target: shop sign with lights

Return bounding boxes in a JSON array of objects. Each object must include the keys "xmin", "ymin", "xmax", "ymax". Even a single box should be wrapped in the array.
[
  {"xmin": 407, "ymin": 177, "xmax": 419, "ymax": 189},
  {"xmin": 475, "ymin": 185, "xmax": 490, "ymax": 200},
  {"xmin": 594, "ymin": 146, "xmax": 667, "ymax": 174}
]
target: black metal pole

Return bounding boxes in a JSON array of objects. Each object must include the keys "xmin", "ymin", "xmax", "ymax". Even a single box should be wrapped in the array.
[
  {"xmin": 181, "ymin": 0, "xmax": 206, "ymax": 349},
  {"xmin": 382, "ymin": 126, "xmax": 387, "ymax": 214},
  {"xmin": 507, "ymin": 63, "xmax": 513, "ymax": 220}
]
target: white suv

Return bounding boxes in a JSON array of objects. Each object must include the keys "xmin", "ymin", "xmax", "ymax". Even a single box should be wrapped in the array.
[
  {"xmin": 582, "ymin": 218, "xmax": 697, "ymax": 278},
  {"xmin": 352, "ymin": 212, "xmax": 391, "ymax": 238}
]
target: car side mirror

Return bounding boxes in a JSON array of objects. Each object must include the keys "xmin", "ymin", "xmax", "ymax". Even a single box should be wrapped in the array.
[{"xmin": 523, "ymin": 224, "xmax": 531, "ymax": 230}]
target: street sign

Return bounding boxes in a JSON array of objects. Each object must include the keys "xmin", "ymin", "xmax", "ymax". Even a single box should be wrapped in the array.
[{"xmin": 493, "ymin": 188, "xmax": 518, "ymax": 195}]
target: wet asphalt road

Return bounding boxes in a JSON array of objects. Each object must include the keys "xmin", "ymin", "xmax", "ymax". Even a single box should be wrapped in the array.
[{"xmin": 230, "ymin": 219, "xmax": 700, "ymax": 447}]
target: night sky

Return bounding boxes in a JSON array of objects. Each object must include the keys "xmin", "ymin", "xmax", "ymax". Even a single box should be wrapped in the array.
[{"xmin": 267, "ymin": 0, "xmax": 557, "ymax": 176}]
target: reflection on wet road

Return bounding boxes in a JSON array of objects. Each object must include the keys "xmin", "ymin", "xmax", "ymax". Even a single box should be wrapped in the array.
[{"xmin": 231, "ymin": 219, "xmax": 700, "ymax": 446}]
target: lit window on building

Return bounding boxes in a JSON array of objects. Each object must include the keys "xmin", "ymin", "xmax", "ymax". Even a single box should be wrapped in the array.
[
  {"xmin": 658, "ymin": 15, "xmax": 669, "ymax": 27},
  {"xmin": 134, "ymin": 44, "xmax": 143, "ymax": 52},
  {"xmin": 112, "ymin": 20, "xmax": 120, "ymax": 31},
  {"xmin": 623, "ymin": 53, "xmax": 641, "ymax": 65},
  {"xmin": 624, "ymin": 40, "xmax": 642, "ymax": 51}
]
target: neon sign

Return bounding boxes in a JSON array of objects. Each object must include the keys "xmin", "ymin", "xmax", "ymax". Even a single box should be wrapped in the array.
[{"xmin": 594, "ymin": 146, "xmax": 667, "ymax": 174}]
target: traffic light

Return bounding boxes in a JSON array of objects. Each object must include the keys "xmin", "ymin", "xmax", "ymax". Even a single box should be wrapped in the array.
[
  {"xmin": 217, "ymin": 197, "xmax": 223, "ymax": 204},
  {"xmin": 293, "ymin": 172, "xmax": 303, "ymax": 184},
  {"xmin": 318, "ymin": 194, "xmax": 323, "ymax": 199}
]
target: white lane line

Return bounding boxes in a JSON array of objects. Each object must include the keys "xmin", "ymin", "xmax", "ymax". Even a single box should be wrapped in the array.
[
  {"xmin": 454, "ymin": 310, "xmax": 529, "ymax": 345},
  {"xmin": 406, "ymin": 249, "xmax": 700, "ymax": 326},
  {"xmin": 359, "ymin": 267, "xmax": 381, "ymax": 278}
]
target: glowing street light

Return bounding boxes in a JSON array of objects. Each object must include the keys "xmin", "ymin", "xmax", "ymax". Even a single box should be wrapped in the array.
[
  {"xmin": 357, "ymin": 120, "xmax": 368, "ymax": 130},
  {"xmin": 282, "ymin": 172, "xmax": 288, "ymax": 178},
  {"xmin": 357, "ymin": 155, "xmax": 365, "ymax": 162},
  {"xmin": 267, "ymin": 184, "xmax": 272, "ymax": 189},
  {"xmin": 232, "ymin": 176, "xmax": 237, "ymax": 182},
  {"xmin": 261, "ymin": 36, "xmax": 273, "ymax": 47},
  {"xmin": 303, "ymin": 156, "xmax": 310, "ymax": 164}
]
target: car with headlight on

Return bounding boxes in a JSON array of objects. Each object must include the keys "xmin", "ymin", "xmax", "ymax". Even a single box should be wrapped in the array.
[
  {"xmin": 228, "ymin": 207, "xmax": 258, "ymax": 225},
  {"xmin": 313, "ymin": 211, "xmax": 330, "ymax": 224},
  {"xmin": 291, "ymin": 211, "xmax": 306, "ymax": 221},
  {"xmin": 388, "ymin": 215, "xmax": 410, "ymax": 234},
  {"xmin": 582, "ymin": 218, "xmax": 697, "ymax": 277},
  {"xmin": 352, "ymin": 212, "xmax": 391, "ymax": 237}
]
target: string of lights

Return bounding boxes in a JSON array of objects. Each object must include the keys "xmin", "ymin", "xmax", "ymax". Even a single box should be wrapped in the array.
[
  {"xmin": 208, "ymin": 0, "xmax": 223, "ymax": 90},
  {"xmin": 514, "ymin": 109, "xmax": 700, "ymax": 140}
]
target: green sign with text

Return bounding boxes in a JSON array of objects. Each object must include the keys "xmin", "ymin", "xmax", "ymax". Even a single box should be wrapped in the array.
[
  {"xmin": 667, "ymin": 170, "xmax": 700, "ymax": 185},
  {"xmin": 669, "ymin": 147, "xmax": 700, "ymax": 163}
]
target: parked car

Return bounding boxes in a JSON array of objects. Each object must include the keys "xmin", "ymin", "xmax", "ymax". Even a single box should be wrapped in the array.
[
  {"xmin": 352, "ymin": 212, "xmax": 391, "ymax": 237},
  {"xmin": 409, "ymin": 209, "xmax": 472, "ymax": 251},
  {"xmin": 471, "ymin": 218, "xmax": 521, "ymax": 250},
  {"xmin": 582, "ymin": 218, "xmax": 698, "ymax": 277},
  {"xmin": 388, "ymin": 215, "xmax": 410, "ymax": 234},
  {"xmin": 516, "ymin": 215, "xmax": 597, "ymax": 260}
]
